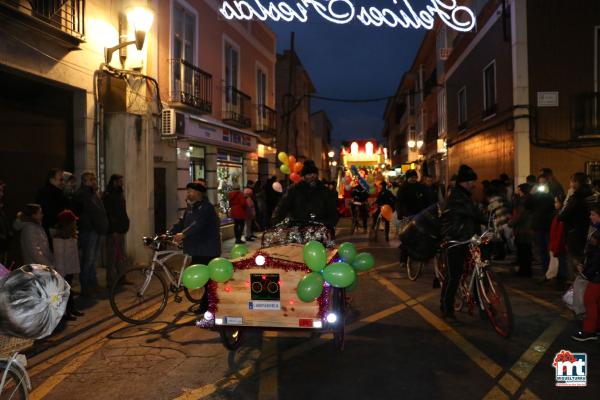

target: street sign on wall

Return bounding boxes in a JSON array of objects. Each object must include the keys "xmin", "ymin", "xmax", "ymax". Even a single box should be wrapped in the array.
[{"xmin": 537, "ymin": 92, "xmax": 559, "ymax": 107}]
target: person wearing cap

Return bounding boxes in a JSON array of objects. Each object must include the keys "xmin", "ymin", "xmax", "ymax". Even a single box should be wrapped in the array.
[
  {"xmin": 273, "ymin": 160, "xmax": 338, "ymax": 230},
  {"xmin": 440, "ymin": 165, "xmax": 487, "ymax": 323},
  {"xmin": 171, "ymin": 182, "xmax": 221, "ymax": 267}
]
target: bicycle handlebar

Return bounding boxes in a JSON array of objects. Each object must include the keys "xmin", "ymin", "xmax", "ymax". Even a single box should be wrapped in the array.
[{"xmin": 446, "ymin": 230, "xmax": 494, "ymax": 249}]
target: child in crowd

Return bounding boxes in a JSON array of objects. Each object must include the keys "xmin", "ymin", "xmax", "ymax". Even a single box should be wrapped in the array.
[
  {"xmin": 571, "ymin": 206, "xmax": 600, "ymax": 341},
  {"xmin": 53, "ymin": 209, "xmax": 84, "ymax": 321},
  {"xmin": 243, "ymin": 187, "xmax": 257, "ymax": 242}
]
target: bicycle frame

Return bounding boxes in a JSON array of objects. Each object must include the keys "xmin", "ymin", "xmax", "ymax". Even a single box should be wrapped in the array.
[
  {"xmin": 139, "ymin": 250, "xmax": 189, "ymax": 295},
  {"xmin": 0, "ymin": 353, "xmax": 31, "ymax": 395},
  {"xmin": 457, "ymin": 244, "xmax": 491, "ymax": 314}
]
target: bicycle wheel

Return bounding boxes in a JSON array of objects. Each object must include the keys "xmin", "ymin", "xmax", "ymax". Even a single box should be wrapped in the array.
[
  {"xmin": 110, "ymin": 267, "xmax": 169, "ymax": 324},
  {"xmin": 406, "ymin": 257, "xmax": 424, "ymax": 281},
  {"xmin": 183, "ymin": 286, "xmax": 207, "ymax": 307},
  {"xmin": 0, "ymin": 362, "xmax": 28, "ymax": 400},
  {"xmin": 477, "ymin": 269, "xmax": 514, "ymax": 337},
  {"xmin": 219, "ymin": 328, "xmax": 243, "ymax": 351}
]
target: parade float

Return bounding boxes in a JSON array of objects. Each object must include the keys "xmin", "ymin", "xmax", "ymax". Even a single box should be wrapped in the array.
[{"xmin": 180, "ymin": 152, "xmax": 376, "ymax": 352}]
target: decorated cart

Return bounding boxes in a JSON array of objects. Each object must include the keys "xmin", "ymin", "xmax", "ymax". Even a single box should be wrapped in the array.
[{"xmin": 181, "ymin": 221, "xmax": 375, "ymax": 352}]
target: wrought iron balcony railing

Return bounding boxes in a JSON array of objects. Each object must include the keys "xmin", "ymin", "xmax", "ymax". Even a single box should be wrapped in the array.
[
  {"xmin": 255, "ymin": 104, "xmax": 277, "ymax": 135},
  {"xmin": 0, "ymin": 0, "xmax": 85, "ymax": 45},
  {"xmin": 573, "ymin": 92, "xmax": 600, "ymax": 138},
  {"xmin": 223, "ymin": 86, "xmax": 251, "ymax": 128},
  {"xmin": 170, "ymin": 59, "xmax": 212, "ymax": 114}
]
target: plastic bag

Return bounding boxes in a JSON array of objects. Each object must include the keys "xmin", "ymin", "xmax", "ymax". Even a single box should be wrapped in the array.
[
  {"xmin": 546, "ymin": 252, "xmax": 559, "ymax": 279},
  {"xmin": 0, "ymin": 262, "xmax": 9, "ymax": 278},
  {"xmin": 571, "ymin": 275, "xmax": 588, "ymax": 315},
  {"xmin": 0, "ymin": 264, "xmax": 70, "ymax": 339},
  {"xmin": 399, "ymin": 204, "xmax": 442, "ymax": 261},
  {"xmin": 562, "ymin": 286, "xmax": 574, "ymax": 310}
]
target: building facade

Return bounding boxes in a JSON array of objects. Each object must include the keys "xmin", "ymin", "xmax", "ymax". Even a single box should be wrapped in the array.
[
  {"xmin": 310, "ymin": 110, "xmax": 333, "ymax": 178},
  {"xmin": 156, "ymin": 0, "xmax": 277, "ymax": 235}
]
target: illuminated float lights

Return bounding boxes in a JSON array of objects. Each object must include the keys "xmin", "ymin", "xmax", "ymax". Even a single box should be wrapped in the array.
[{"xmin": 219, "ymin": 0, "xmax": 476, "ymax": 32}]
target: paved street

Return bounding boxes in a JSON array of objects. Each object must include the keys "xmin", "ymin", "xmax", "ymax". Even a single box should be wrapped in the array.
[{"xmin": 24, "ymin": 219, "xmax": 599, "ymax": 400}]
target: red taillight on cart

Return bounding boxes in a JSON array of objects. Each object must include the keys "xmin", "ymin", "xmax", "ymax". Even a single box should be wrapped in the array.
[{"xmin": 299, "ymin": 319, "xmax": 313, "ymax": 327}]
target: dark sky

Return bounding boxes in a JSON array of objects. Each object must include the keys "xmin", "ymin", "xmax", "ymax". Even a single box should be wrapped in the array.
[{"xmin": 266, "ymin": 0, "xmax": 428, "ymax": 146}]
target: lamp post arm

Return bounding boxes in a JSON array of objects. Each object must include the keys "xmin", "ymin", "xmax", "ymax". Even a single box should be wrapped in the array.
[{"xmin": 104, "ymin": 40, "xmax": 136, "ymax": 64}]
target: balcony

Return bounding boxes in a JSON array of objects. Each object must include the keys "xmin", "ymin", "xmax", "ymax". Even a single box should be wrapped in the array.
[
  {"xmin": 170, "ymin": 59, "xmax": 212, "ymax": 114},
  {"xmin": 0, "ymin": 0, "xmax": 85, "ymax": 47},
  {"xmin": 223, "ymin": 86, "xmax": 251, "ymax": 128},
  {"xmin": 573, "ymin": 92, "xmax": 600, "ymax": 138},
  {"xmin": 255, "ymin": 104, "xmax": 277, "ymax": 136}
]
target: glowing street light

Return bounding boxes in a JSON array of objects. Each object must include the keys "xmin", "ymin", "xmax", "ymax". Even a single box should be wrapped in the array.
[
  {"xmin": 104, "ymin": 6, "xmax": 154, "ymax": 63},
  {"xmin": 328, "ymin": 150, "xmax": 335, "ymax": 158},
  {"xmin": 407, "ymin": 140, "xmax": 416, "ymax": 149}
]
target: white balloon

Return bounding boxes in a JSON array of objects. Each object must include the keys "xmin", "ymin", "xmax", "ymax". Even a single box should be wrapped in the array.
[{"xmin": 272, "ymin": 181, "xmax": 283, "ymax": 193}]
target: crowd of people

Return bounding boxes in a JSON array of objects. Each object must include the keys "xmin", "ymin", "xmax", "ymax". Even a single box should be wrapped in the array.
[{"xmin": 0, "ymin": 169, "xmax": 130, "ymax": 325}]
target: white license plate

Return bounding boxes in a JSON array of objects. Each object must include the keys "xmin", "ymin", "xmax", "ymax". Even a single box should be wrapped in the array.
[
  {"xmin": 248, "ymin": 300, "xmax": 281, "ymax": 311},
  {"xmin": 224, "ymin": 317, "xmax": 243, "ymax": 325}
]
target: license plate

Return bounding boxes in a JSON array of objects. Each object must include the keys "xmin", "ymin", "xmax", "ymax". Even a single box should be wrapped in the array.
[
  {"xmin": 224, "ymin": 317, "xmax": 243, "ymax": 325},
  {"xmin": 248, "ymin": 300, "xmax": 281, "ymax": 311},
  {"xmin": 250, "ymin": 273, "xmax": 280, "ymax": 300}
]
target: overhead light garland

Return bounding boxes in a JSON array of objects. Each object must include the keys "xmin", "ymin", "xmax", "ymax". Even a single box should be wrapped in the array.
[{"xmin": 219, "ymin": 0, "xmax": 476, "ymax": 32}]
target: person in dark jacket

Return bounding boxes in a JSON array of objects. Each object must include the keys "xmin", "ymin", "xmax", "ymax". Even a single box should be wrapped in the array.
[
  {"xmin": 440, "ymin": 165, "xmax": 487, "ymax": 323},
  {"xmin": 351, "ymin": 183, "xmax": 369, "ymax": 232},
  {"xmin": 103, "ymin": 174, "xmax": 130, "ymax": 288},
  {"xmin": 571, "ymin": 206, "xmax": 600, "ymax": 342},
  {"xmin": 36, "ymin": 168, "xmax": 68, "ymax": 245},
  {"xmin": 373, "ymin": 181, "xmax": 395, "ymax": 241},
  {"xmin": 559, "ymin": 172, "xmax": 594, "ymax": 273},
  {"xmin": 74, "ymin": 171, "xmax": 109, "ymax": 296},
  {"xmin": 396, "ymin": 169, "xmax": 430, "ymax": 218},
  {"xmin": 540, "ymin": 168, "xmax": 565, "ymax": 199},
  {"xmin": 171, "ymin": 182, "xmax": 220, "ymax": 312},
  {"xmin": 265, "ymin": 176, "xmax": 281, "ymax": 228},
  {"xmin": 273, "ymin": 160, "xmax": 338, "ymax": 230},
  {"xmin": 510, "ymin": 184, "xmax": 533, "ymax": 277},
  {"xmin": 528, "ymin": 175, "xmax": 555, "ymax": 274}
]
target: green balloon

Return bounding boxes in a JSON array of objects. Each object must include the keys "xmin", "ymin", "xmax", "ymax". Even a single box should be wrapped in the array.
[
  {"xmin": 322, "ymin": 262, "xmax": 356, "ymax": 288},
  {"xmin": 208, "ymin": 257, "xmax": 234, "ymax": 283},
  {"xmin": 296, "ymin": 272, "xmax": 324, "ymax": 302},
  {"xmin": 280, "ymin": 164, "xmax": 291, "ymax": 175},
  {"xmin": 182, "ymin": 264, "xmax": 210, "ymax": 290},
  {"xmin": 231, "ymin": 244, "xmax": 249, "ymax": 258},
  {"xmin": 353, "ymin": 252, "xmax": 375, "ymax": 272},
  {"xmin": 337, "ymin": 242, "xmax": 357, "ymax": 264},
  {"xmin": 303, "ymin": 240, "xmax": 327, "ymax": 272}
]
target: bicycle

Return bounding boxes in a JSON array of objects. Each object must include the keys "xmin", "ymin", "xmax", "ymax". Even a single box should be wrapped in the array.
[
  {"xmin": 109, "ymin": 235, "xmax": 206, "ymax": 325},
  {"xmin": 443, "ymin": 230, "xmax": 514, "ymax": 337},
  {"xmin": 0, "ymin": 336, "xmax": 32, "ymax": 400},
  {"xmin": 350, "ymin": 201, "xmax": 367, "ymax": 235}
]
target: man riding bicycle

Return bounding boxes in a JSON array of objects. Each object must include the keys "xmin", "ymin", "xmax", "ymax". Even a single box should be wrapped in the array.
[
  {"xmin": 440, "ymin": 165, "xmax": 487, "ymax": 324},
  {"xmin": 397, "ymin": 169, "xmax": 431, "ymax": 264},
  {"xmin": 372, "ymin": 181, "xmax": 395, "ymax": 241}
]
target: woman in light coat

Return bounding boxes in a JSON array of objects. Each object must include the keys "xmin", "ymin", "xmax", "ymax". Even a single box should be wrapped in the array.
[{"xmin": 17, "ymin": 204, "xmax": 53, "ymax": 266}]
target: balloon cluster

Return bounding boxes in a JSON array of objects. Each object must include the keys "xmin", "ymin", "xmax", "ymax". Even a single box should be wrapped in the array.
[
  {"xmin": 297, "ymin": 241, "xmax": 375, "ymax": 302},
  {"xmin": 278, "ymin": 152, "xmax": 303, "ymax": 184},
  {"xmin": 181, "ymin": 244, "xmax": 250, "ymax": 289}
]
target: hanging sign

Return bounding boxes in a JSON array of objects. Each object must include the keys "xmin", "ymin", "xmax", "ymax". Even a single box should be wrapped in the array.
[{"xmin": 219, "ymin": 0, "xmax": 476, "ymax": 32}]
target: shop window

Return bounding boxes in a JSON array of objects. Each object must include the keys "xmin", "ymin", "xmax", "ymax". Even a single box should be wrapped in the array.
[
  {"xmin": 217, "ymin": 150, "xmax": 244, "ymax": 224},
  {"xmin": 189, "ymin": 145, "xmax": 205, "ymax": 181}
]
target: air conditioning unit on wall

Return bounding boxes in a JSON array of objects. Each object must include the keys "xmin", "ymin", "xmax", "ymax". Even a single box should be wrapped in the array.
[{"xmin": 161, "ymin": 109, "xmax": 185, "ymax": 138}]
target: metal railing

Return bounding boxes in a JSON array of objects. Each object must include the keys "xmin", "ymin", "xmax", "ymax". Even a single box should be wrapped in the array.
[
  {"xmin": 170, "ymin": 59, "xmax": 212, "ymax": 114},
  {"xmin": 223, "ymin": 86, "xmax": 251, "ymax": 128},
  {"xmin": 255, "ymin": 104, "xmax": 277, "ymax": 134},
  {"xmin": 1, "ymin": 0, "xmax": 85, "ymax": 39},
  {"xmin": 573, "ymin": 92, "xmax": 600, "ymax": 138}
]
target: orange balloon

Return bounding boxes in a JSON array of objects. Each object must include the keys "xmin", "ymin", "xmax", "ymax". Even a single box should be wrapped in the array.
[
  {"xmin": 288, "ymin": 155, "xmax": 296, "ymax": 168},
  {"xmin": 381, "ymin": 205, "xmax": 393, "ymax": 222},
  {"xmin": 294, "ymin": 161, "xmax": 304, "ymax": 173}
]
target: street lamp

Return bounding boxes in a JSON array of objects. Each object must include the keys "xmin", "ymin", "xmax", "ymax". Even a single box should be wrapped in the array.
[
  {"xmin": 407, "ymin": 140, "xmax": 416, "ymax": 149},
  {"xmin": 328, "ymin": 150, "xmax": 335, "ymax": 158},
  {"xmin": 104, "ymin": 6, "xmax": 154, "ymax": 64},
  {"xmin": 332, "ymin": 161, "xmax": 337, "ymax": 167},
  {"xmin": 416, "ymin": 140, "xmax": 424, "ymax": 149}
]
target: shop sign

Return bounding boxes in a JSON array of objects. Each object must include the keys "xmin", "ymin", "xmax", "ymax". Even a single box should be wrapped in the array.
[
  {"xmin": 219, "ymin": 0, "xmax": 476, "ymax": 32},
  {"xmin": 537, "ymin": 92, "xmax": 559, "ymax": 107},
  {"xmin": 223, "ymin": 129, "xmax": 252, "ymax": 147}
]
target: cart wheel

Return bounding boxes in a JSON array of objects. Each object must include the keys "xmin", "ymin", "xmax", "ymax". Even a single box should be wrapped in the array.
[
  {"xmin": 331, "ymin": 288, "xmax": 346, "ymax": 353},
  {"xmin": 219, "ymin": 328, "xmax": 242, "ymax": 351}
]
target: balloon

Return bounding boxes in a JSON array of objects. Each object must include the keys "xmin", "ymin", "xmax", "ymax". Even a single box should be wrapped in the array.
[
  {"xmin": 380, "ymin": 205, "xmax": 393, "ymax": 222},
  {"xmin": 278, "ymin": 152, "xmax": 288, "ymax": 164},
  {"xmin": 322, "ymin": 262, "xmax": 356, "ymax": 288},
  {"xmin": 337, "ymin": 242, "xmax": 357, "ymax": 264},
  {"xmin": 290, "ymin": 172, "xmax": 302, "ymax": 183},
  {"xmin": 280, "ymin": 164, "xmax": 291, "ymax": 175},
  {"xmin": 296, "ymin": 272, "xmax": 324, "ymax": 302},
  {"xmin": 288, "ymin": 155, "xmax": 296, "ymax": 168},
  {"xmin": 231, "ymin": 244, "xmax": 249, "ymax": 258},
  {"xmin": 272, "ymin": 181, "xmax": 283, "ymax": 193},
  {"xmin": 208, "ymin": 258, "xmax": 234, "ymax": 283},
  {"xmin": 303, "ymin": 240, "xmax": 327, "ymax": 272},
  {"xmin": 369, "ymin": 187, "xmax": 376, "ymax": 195},
  {"xmin": 182, "ymin": 264, "xmax": 210, "ymax": 289},
  {"xmin": 352, "ymin": 252, "xmax": 375, "ymax": 272},
  {"xmin": 294, "ymin": 161, "xmax": 304, "ymax": 174}
]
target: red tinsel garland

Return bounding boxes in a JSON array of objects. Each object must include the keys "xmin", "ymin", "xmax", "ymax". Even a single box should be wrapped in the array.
[{"xmin": 232, "ymin": 251, "xmax": 313, "ymax": 272}]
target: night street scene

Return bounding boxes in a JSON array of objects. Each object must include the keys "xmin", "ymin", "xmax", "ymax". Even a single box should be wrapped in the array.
[{"xmin": 1, "ymin": 0, "xmax": 600, "ymax": 399}]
